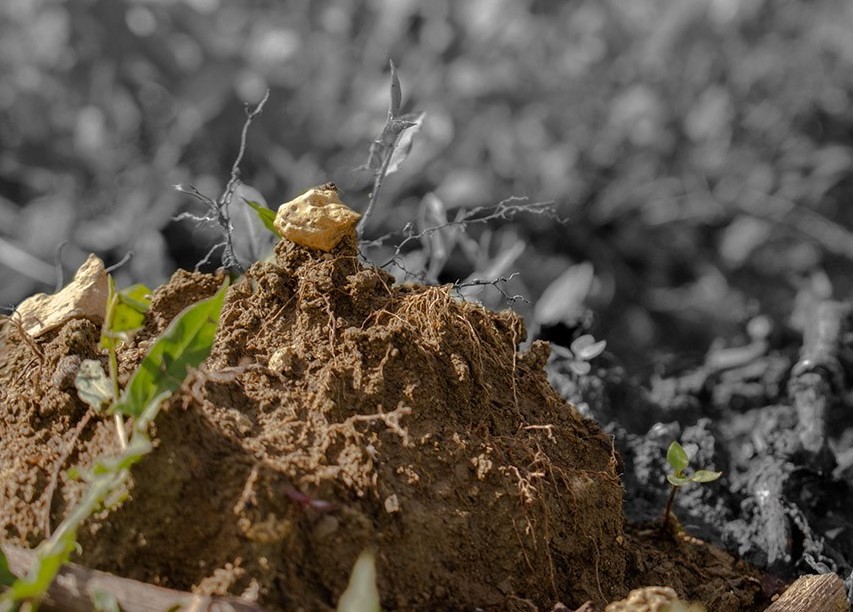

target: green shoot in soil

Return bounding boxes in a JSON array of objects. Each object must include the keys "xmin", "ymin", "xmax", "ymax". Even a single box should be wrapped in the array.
[
  {"xmin": 243, "ymin": 198, "xmax": 280, "ymax": 237},
  {"xmin": 99, "ymin": 279, "xmax": 151, "ymax": 447},
  {"xmin": 661, "ymin": 440, "xmax": 722, "ymax": 534},
  {"xmin": 0, "ymin": 281, "xmax": 228, "ymax": 611},
  {"xmin": 0, "ymin": 551, "xmax": 13, "ymax": 589}
]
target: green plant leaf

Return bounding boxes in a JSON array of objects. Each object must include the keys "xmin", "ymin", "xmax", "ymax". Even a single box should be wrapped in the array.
[
  {"xmin": 337, "ymin": 551, "xmax": 381, "ymax": 612},
  {"xmin": 113, "ymin": 280, "xmax": 229, "ymax": 418},
  {"xmin": 666, "ymin": 441, "xmax": 690, "ymax": 473},
  {"xmin": 100, "ymin": 281, "xmax": 151, "ymax": 350},
  {"xmin": 75, "ymin": 359, "xmax": 113, "ymax": 412},
  {"xmin": 1, "ymin": 526, "xmax": 76, "ymax": 602},
  {"xmin": 243, "ymin": 199, "xmax": 280, "ymax": 236},
  {"xmin": 91, "ymin": 589, "xmax": 121, "ymax": 612},
  {"xmin": 667, "ymin": 474, "xmax": 693, "ymax": 487},
  {"xmin": 0, "ymin": 547, "xmax": 15, "ymax": 587},
  {"xmin": 690, "ymin": 470, "xmax": 723, "ymax": 483}
]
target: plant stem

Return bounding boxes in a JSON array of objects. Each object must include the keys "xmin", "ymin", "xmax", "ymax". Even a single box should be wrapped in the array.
[
  {"xmin": 660, "ymin": 484, "xmax": 677, "ymax": 533},
  {"xmin": 108, "ymin": 347, "xmax": 128, "ymax": 450},
  {"xmin": 357, "ymin": 132, "xmax": 398, "ymax": 237}
]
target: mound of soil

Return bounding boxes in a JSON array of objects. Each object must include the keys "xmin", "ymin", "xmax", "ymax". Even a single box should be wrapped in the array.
[{"xmin": 1, "ymin": 236, "xmax": 639, "ymax": 610}]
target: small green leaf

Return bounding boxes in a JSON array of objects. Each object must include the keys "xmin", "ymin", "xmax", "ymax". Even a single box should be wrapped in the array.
[
  {"xmin": 338, "ymin": 551, "xmax": 381, "ymax": 612},
  {"xmin": 91, "ymin": 589, "xmax": 121, "ymax": 612},
  {"xmin": 75, "ymin": 359, "xmax": 113, "ymax": 412},
  {"xmin": 113, "ymin": 280, "xmax": 229, "ymax": 418},
  {"xmin": 666, "ymin": 441, "xmax": 690, "ymax": 473},
  {"xmin": 667, "ymin": 474, "xmax": 693, "ymax": 487},
  {"xmin": 2, "ymin": 526, "xmax": 76, "ymax": 601},
  {"xmin": 243, "ymin": 199, "xmax": 280, "ymax": 236},
  {"xmin": 691, "ymin": 470, "xmax": 723, "ymax": 483},
  {"xmin": 100, "ymin": 281, "xmax": 151, "ymax": 350},
  {"xmin": 0, "ymin": 547, "xmax": 15, "ymax": 587}
]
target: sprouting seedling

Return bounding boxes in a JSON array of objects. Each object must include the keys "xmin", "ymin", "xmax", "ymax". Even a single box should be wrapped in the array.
[
  {"xmin": 661, "ymin": 440, "xmax": 722, "ymax": 532},
  {"xmin": 0, "ymin": 282, "xmax": 228, "ymax": 610},
  {"xmin": 566, "ymin": 334, "xmax": 606, "ymax": 376},
  {"xmin": 550, "ymin": 334, "xmax": 606, "ymax": 376},
  {"xmin": 75, "ymin": 279, "xmax": 151, "ymax": 448},
  {"xmin": 94, "ymin": 279, "xmax": 151, "ymax": 448}
]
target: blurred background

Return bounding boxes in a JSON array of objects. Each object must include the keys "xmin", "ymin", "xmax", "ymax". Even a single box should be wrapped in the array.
[{"xmin": 2, "ymin": 0, "xmax": 853, "ymax": 371}]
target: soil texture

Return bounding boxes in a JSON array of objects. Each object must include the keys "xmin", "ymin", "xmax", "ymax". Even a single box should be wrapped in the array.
[{"xmin": 0, "ymin": 236, "xmax": 756, "ymax": 610}]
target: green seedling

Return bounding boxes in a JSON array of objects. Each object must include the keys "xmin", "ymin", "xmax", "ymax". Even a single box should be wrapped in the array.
[
  {"xmin": 661, "ymin": 440, "xmax": 722, "ymax": 533},
  {"xmin": 99, "ymin": 279, "xmax": 151, "ymax": 447},
  {"xmin": 0, "ymin": 281, "xmax": 228, "ymax": 611},
  {"xmin": 0, "ymin": 549, "xmax": 14, "ymax": 588},
  {"xmin": 243, "ymin": 198, "xmax": 280, "ymax": 237}
]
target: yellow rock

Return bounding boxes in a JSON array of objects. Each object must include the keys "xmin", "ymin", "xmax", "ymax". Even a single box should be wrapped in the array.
[
  {"xmin": 274, "ymin": 184, "xmax": 361, "ymax": 252},
  {"xmin": 605, "ymin": 586, "xmax": 701, "ymax": 612},
  {"xmin": 13, "ymin": 254, "xmax": 109, "ymax": 337}
]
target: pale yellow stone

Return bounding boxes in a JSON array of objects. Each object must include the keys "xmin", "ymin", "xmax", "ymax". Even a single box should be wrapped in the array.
[
  {"xmin": 274, "ymin": 186, "xmax": 361, "ymax": 251},
  {"xmin": 384, "ymin": 493, "xmax": 400, "ymax": 514},
  {"xmin": 268, "ymin": 346, "xmax": 295, "ymax": 372},
  {"xmin": 13, "ymin": 254, "xmax": 109, "ymax": 337},
  {"xmin": 605, "ymin": 586, "xmax": 701, "ymax": 612}
]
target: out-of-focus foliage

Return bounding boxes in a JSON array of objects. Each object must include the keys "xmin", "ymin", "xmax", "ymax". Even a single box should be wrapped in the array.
[{"xmin": 2, "ymin": 0, "xmax": 853, "ymax": 366}]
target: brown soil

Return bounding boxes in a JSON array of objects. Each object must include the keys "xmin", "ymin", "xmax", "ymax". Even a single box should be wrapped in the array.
[{"xmin": 0, "ymin": 237, "xmax": 766, "ymax": 610}]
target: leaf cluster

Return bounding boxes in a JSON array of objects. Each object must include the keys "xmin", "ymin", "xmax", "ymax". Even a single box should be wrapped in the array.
[{"xmin": 665, "ymin": 441, "xmax": 722, "ymax": 487}]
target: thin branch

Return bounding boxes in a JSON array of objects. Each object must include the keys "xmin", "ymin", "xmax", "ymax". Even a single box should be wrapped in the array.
[
  {"xmin": 2, "ymin": 543, "xmax": 266, "ymax": 612},
  {"xmin": 379, "ymin": 197, "xmax": 559, "ymax": 270},
  {"xmin": 453, "ymin": 273, "xmax": 529, "ymax": 304},
  {"xmin": 173, "ymin": 90, "xmax": 271, "ymax": 273},
  {"xmin": 356, "ymin": 60, "xmax": 420, "ymax": 237},
  {"xmin": 104, "ymin": 251, "xmax": 134, "ymax": 274},
  {"xmin": 53, "ymin": 242, "xmax": 68, "ymax": 292}
]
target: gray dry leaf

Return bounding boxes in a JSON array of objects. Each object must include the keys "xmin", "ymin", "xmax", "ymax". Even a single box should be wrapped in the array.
[
  {"xmin": 75, "ymin": 359, "xmax": 113, "ymax": 412},
  {"xmin": 534, "ymin": 261, "xmax": 595, "ymax": 328}
]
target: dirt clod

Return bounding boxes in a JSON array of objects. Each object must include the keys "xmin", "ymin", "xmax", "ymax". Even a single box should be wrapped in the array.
[{"xmin": 0, "ymin": 238, "xmax": 626, "ymax": 610}]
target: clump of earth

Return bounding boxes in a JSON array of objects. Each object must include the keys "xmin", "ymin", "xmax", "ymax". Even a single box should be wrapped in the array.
[{"xmin": 0, "ymin": 233, "xmax": 765, "ymax": 609}]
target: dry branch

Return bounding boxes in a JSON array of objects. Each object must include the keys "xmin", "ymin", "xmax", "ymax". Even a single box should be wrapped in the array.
[
  {"xmin": 764, "ymin": 572, "xmax": 848, "ymax": 612},
  {"xmin": 1, "ymin": 543, "xmax": 267, "ymax": 612}
]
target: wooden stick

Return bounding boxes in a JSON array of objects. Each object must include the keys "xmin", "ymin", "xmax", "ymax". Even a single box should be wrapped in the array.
[
  {"xmin": 1, "ymin": 543, "xmax": 267, "ymax": 612},
  {"xmin": 765, "ymin": 573, "xmax": 848, "ymax": 612}
]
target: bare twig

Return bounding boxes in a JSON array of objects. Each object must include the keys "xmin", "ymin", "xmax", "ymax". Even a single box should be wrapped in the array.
[
  {"xmin": 174, "ymin": 90, "xmax": 271, "ymax": 273},
  {"xmin": 356, "ymin": 60, "xmax": 422, "ymax": 236},
  {"xmin": 104, "ymin": 251, "xmax": 134, "ymax": 274},
  {"xmin": 374, "ymin": 197, "xmax": 559, "ymax": 269},
  {"xmin": 453, "ymin": 273, "xmax": 529, "ymax": 304},
  {"xmin": 53, "ymin": 242, "xmax": 68, "ymax": 292},
  {"xmin": 1, "ymin": 543, "xmax": 266, "ymax": 612}
]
